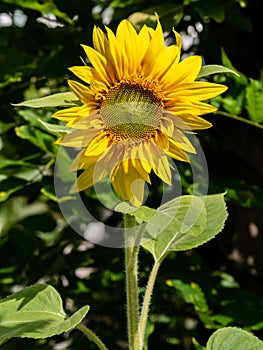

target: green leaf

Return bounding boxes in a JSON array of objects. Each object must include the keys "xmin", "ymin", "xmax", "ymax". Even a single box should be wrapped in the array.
[
  {"xmin": 0, "ymin": 159, "xmax": 36, "ymax": 170},
  {"xmin": 245, "ymin": 78, "xmax": 263, "ymax": 123},
  {"xmin": 0, "ymin": 284, "xmax": 89, "ymax": 345},
  {"xmin": 1, "ymin": 0, "xmax": 73, "ymax": 25},
  {"xmin": 206, "ymin": 327, "xmax": 263, "ymax": 350},
  {"xmin": 117, "ymin": 194, "xmax": 227, "ymax": 262},
  {"xmin": 12, "ymin": 92, "xmax": 79, "ymax": 108},
  {"xmin": 38, "ymin": 119, "xmax": 70, "ymax": 135},
  {"xmin": 142, "ymin": 194, "xmax": 227, "ymax": 261},
  {"xmin": 193, "ymin": 0, "xmax": 225, "ymax": 23},
  {"xmin": 0, "ymin": 177, "xmax": 27, "ymax": 203},
  {"xmin": 15, "ymin": 125, "xmax": 57, "ymax": 155},
  {"xmin": 221, "ymin": 49, "xmax": 248, "ymax": 85},
  {"xmin": 197, "ymin": 65, "xmax": 239, "ymax": 79},
  {"xmin": 166, "ymin": 279, "xmax": 216, "ymax": 328},
  {"xmin": 192, "ymin": 338, "xmax": 206, "ymax": 350}
]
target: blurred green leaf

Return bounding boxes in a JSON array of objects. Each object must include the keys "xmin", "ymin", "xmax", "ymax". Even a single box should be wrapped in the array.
[
  {"xmin": 245, "ymin": 78, "xmax": 263, "ymax": 123},
  {"xmin": 206, "ymin": 327, "xmax": 263, "ymax": 350},
  {"xmin": 1, "ymin": 0, "xmax": 74, "ymax": 24},
  {"xmin": 192, "ymin": 338, "xmax": 206, "ymax": 350},
  {"xmin": 167, "ymin": 279, "xmax": 217, "ymax": 328},
  {"xmin": 13, "ymin": 92, "xmax": 79, "ymax": 108},
  {"xmin": 193, "ymin": 0, "xmax": 225, "ymax": 22},
  {"xmin": 15, "ymin": 125, "xmax": 57, "ymax": 155},
  {"xmin": 0, "ymin": 284, "xmax": 89, "ymax": 345},
  {"xmin": 217, "ymin": 91, "xmax": 245, "ymax": 115},
  {"xmin": 0, "ymin": 177, "xmax": 27, "ymax": 202},
  {"xmin": 221, "ymin": 49, "xmax": 248, "ymax": 85}
]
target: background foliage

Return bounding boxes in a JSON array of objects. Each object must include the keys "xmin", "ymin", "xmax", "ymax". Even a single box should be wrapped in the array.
[{"xmin": 0, "ymin": 0, "xmax": 263, "ymax": 349}]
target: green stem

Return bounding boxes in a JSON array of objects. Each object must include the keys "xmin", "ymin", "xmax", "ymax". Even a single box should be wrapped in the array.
[
  {"xmin": 124, "ymin": 214, "xmax": 143, "ymax": 350},
  {"xmin": 217, "ymin": 111, "xmax": 263, "ymax": 130},
  {"xmin": 139, "ymin": 258, "xmax": 163, "ymax": 346},
  {"xmin": 76, "ymin": 323, "xmax": 109, "ymax": 350}
]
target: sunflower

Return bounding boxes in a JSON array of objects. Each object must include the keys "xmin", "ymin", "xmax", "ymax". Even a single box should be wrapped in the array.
[{"xmin": 53, "ymin": 16, "xmax": 227, "ymax": 206}]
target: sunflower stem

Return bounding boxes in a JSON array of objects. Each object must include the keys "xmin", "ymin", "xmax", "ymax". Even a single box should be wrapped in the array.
[
  {"xmin": 139, "ymin": 257, "xmax": 164, "ymax": 347},
  {"xmin": 216, "ymin": 110, "xmax": 263, "ymax": 129},
  {"xmin": 124, "ymin": 213, "xmax": 142, "ymax": 350},
  {"xmin": 76, "ymin": 323, "xmax": 109, "ymax": 350}
]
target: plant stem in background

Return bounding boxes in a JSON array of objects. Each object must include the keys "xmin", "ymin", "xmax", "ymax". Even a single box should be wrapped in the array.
[{"xmin": 217, "ymin": 111, "xmax": 263, "ymax": 129}]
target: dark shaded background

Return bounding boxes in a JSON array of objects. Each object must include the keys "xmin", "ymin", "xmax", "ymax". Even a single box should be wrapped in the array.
[{"xmin": 0, "ymin": 0, "xmax": 263, "ymax": 349}]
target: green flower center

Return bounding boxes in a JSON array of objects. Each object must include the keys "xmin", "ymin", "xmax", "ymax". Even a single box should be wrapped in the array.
[{"xmin": 101, "ymin": 83, "xmax": 163, "ymax": 141}]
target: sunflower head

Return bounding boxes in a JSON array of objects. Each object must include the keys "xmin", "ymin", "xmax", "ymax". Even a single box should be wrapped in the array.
[{"xmin": 53, "ymin": 16, "xmax": 227, "ymax": 206}]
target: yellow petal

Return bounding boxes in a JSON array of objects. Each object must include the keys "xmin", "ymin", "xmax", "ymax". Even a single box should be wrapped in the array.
[
  {"xmin": 111, "ymin": 163, "xmax": 130, "ymax": 200},
  {"xmin": 111, "ymin": 161, "xmax": 145, "ymax": 206},
  {"xmin": 116, "ymin": 20, "xmax": 138, "ymax": 74},
  {"xmin": 166, "ymin": 99, "xmax": 218, "ymax": 115},
  {"xmin": 84, "ymin": 132, "xmax": 110, "ymax": 157},
  {"xmin": 141, "ymin": 18, "xmax": 166, "ymax": 76},
  {"xmin": 68, "ymin": 80, "xmax": 96, "ymax": 104},
  {"xmin": 166, "ymin": 141, "xmax": 190, "ymax": 162},
  {"xmin": 52, "ymin": 106, "xmax": 81, "ymax": 122},
  {"xmin": 167, "ymin": 112, "xmax": 212, "ymax": 130},
  {"xmin": 169, "ymin": 130, "xmax": 196, "ymax": 153},
  {"xmin": 168, "ymin": 81, "xmax": 228, "ymax": 101},
  {"xmin": 161, "ymin": 55, "xmax": 202, "ymax": 88},
  {"xmin": 154, "ymin": 130, "xmax": 169, "ymax": 151},
  {"xmin": 105, "ymin": 26, "xmax": 128, "ymax": 79},
  {"xmin": 74, "ymin": 158, "xmax": 109, "ymax": 192},
  {"xmin": 159, "ymin": 117, "xmax": 174, "ymax": 137},
  {"xmin": 56, "ymin": 129, "xmax": 101, "ymax": 147},
  {"xmin": 81, "ymin": 44, "xmax": 113, "ymax": 85},
  {"xmin": 72, "ymin": 110, "xmax": 102, "ymax": 129},
  {"xmin": 68, "ymin": 66, "xmax": 93, "ymax": 84},
  {"xmin": 148, "ymin": 142, "xmax": 172, "ymax": 185},
  {"xmin": 93, "ymin": 25, "xmax": 107, "ymax": 55}
]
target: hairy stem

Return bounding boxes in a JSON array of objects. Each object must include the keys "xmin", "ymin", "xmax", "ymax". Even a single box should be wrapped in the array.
[
  {"xmin": 139, "ymin": 258, "xmax": 163, "ymax": 346},
  {"xmin": 124, "ymin": 213, "xmax": 142, "ymax": 350},
  {"xmin": 76, "ymin": 323, "xmax": 109, "ymax": 350}
]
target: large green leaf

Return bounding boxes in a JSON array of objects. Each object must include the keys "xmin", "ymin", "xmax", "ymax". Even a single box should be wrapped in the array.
[
  {"xmin": 197, "ymin": 65, "xmax": 239, "ymax": 79},
  {"xmin": 13, "ymin": 92, "xmax": 79, "ymax": 108},
  {"xmin": 206, "ymin": 327, "xmax": 263, "ymax": 350},
  {"xmin": 0, "ymin": 284, "xmax": 89, "ymax": 345},
  {"xmin": 117, "ymin": 194, "xmax": 227, "ymax": 261}
]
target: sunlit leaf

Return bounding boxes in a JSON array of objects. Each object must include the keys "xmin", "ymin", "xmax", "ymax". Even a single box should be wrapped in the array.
[
  {"xmin": 206, "ymin": 327, "xmax": 263, "ymax": 350},
  {"xmin": 38, "ymin": 119, "xmax": 70, "ymax": 134},
  {"xmin": 0, "ymin": 284, "xmax": 89, "ymax": 345},
  {"xmin": 118, "ymin": 194, "xmax": 227, "ymax": 262},
  {"xmin": 13, "ymin": 92, "xmax": 79, "ymax": 108},
  {"xmin": 198, "ymin": 65, "xmax": 239, "ymax": 79}
]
